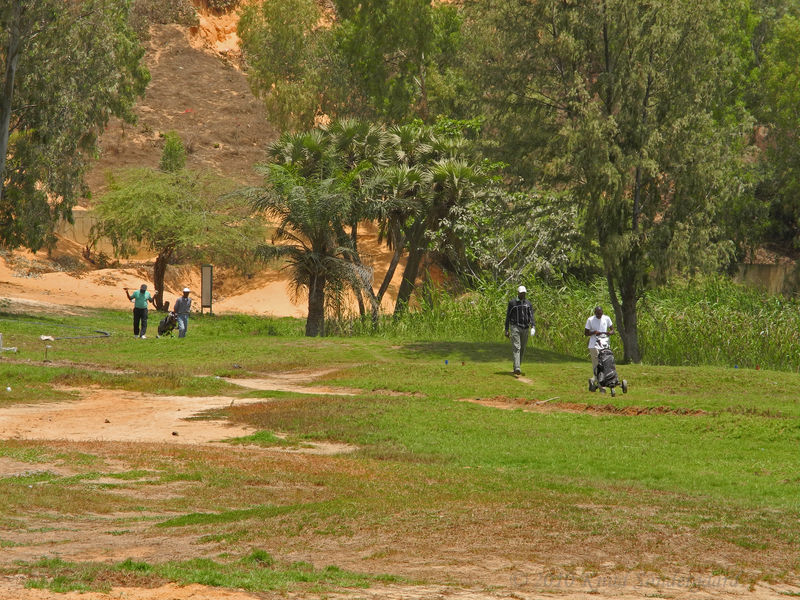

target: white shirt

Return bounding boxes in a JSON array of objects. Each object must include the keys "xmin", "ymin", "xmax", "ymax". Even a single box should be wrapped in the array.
[{"xmin": 585, "ymin": 314, "xmax": 613, "ymax": 348}]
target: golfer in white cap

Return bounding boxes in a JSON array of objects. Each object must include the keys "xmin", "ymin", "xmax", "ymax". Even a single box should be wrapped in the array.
[
  {"xmin": 504, "ymin": 285, "xmax": 535, "ymax": 375},
  {"xmin": 174, "ymin": 287, "xmax": 192, "ymax": 338}
]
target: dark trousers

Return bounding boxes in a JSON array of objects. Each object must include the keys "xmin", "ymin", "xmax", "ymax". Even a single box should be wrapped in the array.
[{"xmin": 133, "ymin": 307, "xmax": 148, "ymax": 336}]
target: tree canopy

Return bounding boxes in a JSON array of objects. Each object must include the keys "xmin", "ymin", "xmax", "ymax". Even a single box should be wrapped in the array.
[
  {"xmin": 463, "ymin": 0, "xmax": 756, "ymax": 362},
  {"xmin": 91, "ymin": 138, "xmax": 267, "ymax": 311},
  {"xmin": 237, "ymin": 0, "xmax": 464, "ymax": 129},
  {"xmin": 0, "ymin": 0, "xmax": 149, "ymax": 251},
  {"xmin": 754, "ymin": 14, "xmax": 800, "ymax": 248}
]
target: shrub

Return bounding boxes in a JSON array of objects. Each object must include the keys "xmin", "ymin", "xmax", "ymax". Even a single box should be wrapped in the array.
[
  {"xmin": 338, "ymin": 276, "xmax": 800, "ymax": 371},
  {"xmin": 159, "ymin": 132, "xmax": 186, "ymax": 173}
]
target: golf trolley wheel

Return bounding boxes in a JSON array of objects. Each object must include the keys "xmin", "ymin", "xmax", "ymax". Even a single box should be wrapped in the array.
[
  {"xmin": 622, "ymin": 380, "xmax": 628, "ymax": 394},
  {"xmin": 610, "ymin": 387, "xmax": 616, "ymax": 397},
  {"xmin": 588, "ymin": 378, "xmax": 596, "ymax": 392}
]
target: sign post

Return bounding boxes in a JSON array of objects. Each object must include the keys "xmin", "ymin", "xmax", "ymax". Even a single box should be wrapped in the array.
[{"xmin": 201, "ymin": 264, "xmax": 213, "ymax": 315}]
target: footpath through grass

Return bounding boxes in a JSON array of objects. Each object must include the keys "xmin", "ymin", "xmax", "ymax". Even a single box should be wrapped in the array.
[{"xmin": 0, "ymin": 307, "xmax": 798, "ymax": 592}]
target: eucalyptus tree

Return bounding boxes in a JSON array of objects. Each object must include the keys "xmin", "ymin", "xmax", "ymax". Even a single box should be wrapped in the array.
[
  {"xmin": 0, "ymin": 0, "xmax": 149, "ymax": 251},
  {"xmin": 755, "ymin": 14, "xmax": 800, "ymax": 247},
  {"xmin": 464, "ymin": 0, "xmax": 756, "ymax": 362}
]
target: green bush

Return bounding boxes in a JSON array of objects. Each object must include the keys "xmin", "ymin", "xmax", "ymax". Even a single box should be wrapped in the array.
[{"xmin": 159, "ymin": 131, "xmax": 186, "ymax": 173}]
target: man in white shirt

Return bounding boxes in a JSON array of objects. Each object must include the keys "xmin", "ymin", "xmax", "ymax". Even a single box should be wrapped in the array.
[{"xmin": 585, "ymin": 305, "xmax": 614, "ymax": 388}]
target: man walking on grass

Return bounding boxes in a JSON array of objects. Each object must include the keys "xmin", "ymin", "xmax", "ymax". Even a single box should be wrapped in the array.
[
  {"xmin": 504, "ymin": 285, "xmax": 535, "ymax": 375},
  {"xmin": 585, "ymin": 305, "xmax": 614, "ymax": 389},
  {"xmin": 174, "ymin": 287, "xmax": 192, "ymax": 338}
]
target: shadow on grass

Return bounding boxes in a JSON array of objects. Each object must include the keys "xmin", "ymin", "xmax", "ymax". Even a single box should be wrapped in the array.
[{"xmin": 401, "ymin": 341, "xmax": 581, "ymax": 364}]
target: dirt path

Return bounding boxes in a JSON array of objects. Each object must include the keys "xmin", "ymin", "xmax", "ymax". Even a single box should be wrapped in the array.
[
  {"xmin": 0, "ymin": 384, "xmax": 355, "ymax": 454},
  {"xmin": 222, "ymin": 368, "xmax": 360, "ymax": 396},
  {"xmin": 0, "ymin": 389, "xmax": 262, "ymax": 446},
  {"xmin": 0, "ymin": 574, "xmax": 797, "ymax": 600}
]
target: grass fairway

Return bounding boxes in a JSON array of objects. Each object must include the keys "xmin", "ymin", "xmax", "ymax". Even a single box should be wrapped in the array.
[{"xmin": 0, "ymin": 309, "xmax": 798, "ymax": 596}]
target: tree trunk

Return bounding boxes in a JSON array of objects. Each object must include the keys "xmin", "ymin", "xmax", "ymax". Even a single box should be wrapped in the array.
[
  {"xmin": 393, "ymin": 248, "xmax": 425, "ymax": 317},
  {"xmin": 354, "ymin": 286, "xmax": 366, "ymax": 317},
  {"xmin": 393, "ymin": 225, "xmax": 425, "ymax": 316},
  {"xmin": 620, "ymin": 285, "xmax": 641, "ymax": 363},
  {"xmin": 377, "ymin": 244, "xmax": 402, "ymax": 303},
  {"xmin": 0, "ymin": 5, "xmax": 23, "ymax": 206},
  {"xmin": 607, "ymin": 271, "xmax": 641, "ymax": 363},
  {"xmin": 306, "ymin": 272, "xmax": 326, "ymax": 337},
  {"xmin": 152, "ymin": 249, "xmax": 173, "ymax": 311}
]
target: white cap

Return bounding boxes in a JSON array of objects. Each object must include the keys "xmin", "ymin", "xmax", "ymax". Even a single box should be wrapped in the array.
[
  {"xmin": 518, "ymin": 285, "xmax": 527, "ymax": 294},
  {"xmin": 183, "ymin": 287, "xmax": 190, "ymax": 293}
]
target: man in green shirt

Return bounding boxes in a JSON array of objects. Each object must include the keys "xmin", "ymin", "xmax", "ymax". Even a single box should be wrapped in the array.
[{"xmin": 124, "ymin": 284, "xmax": 155, "ymax": 338}]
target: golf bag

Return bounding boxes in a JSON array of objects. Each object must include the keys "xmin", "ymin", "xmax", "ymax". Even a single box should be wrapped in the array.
[
  {"xmin": 596, "ymin": 345, "xmax": 619, "ymax": 388},
  {"xmin": 157, "ymin": 311, "xmax": 178, "ymax": 337},
  {"xmin": 590, "ymin": 334, "xmax": 627, "ymax": 396}
]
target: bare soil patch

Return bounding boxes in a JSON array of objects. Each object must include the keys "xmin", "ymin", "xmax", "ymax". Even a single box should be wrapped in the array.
[
  {"xmin": 0, "ymin": 579, "xmax": 796, "ymax": 600},
  {"xmin": 0, "ymin": 386, "xmax": 352, "ymax": 454},
  {"xmin": 223, "ymin": 368, "xmax": 361, "ymax": 396},
  {"xmin": 460, "ymin": 396, "xmax": 709, "ymax": 416},
  {"xmin": 0, "ymin": 388, "xmax": 263, "ymax": 446}
]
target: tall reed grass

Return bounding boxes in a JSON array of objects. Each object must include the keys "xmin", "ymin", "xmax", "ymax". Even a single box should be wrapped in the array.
[{"xmin": 338, "ymin": 276, "xmax": 800, "ymax": 371}]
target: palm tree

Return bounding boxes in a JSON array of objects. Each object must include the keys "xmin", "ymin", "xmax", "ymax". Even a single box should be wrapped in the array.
[
  {"xmin": 251, "ymin": 118, "xmax": 497, "ymax": 326},
  {"xmin": 251, "ymin": 164, "xmax": 355, "ymax": 336},
  {"xmin": 376, "ymin": 123, "xmax": 493, "ymax": 315},
  {"xmin": 326, "ymin": 118, "xmax": 394, "ymax": 321}
]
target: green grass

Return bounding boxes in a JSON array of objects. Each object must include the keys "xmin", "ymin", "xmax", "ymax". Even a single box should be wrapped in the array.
[
  {"xmin": 11, "ymin": 552, "xmax": 397, "ymax": 594},
  {"xmin": 157, "ymin": 503, "xmax": 310, "ymax": 528},
  {"xmin": 0, "ymin": 296, "xmax": 798, "ymax": 590}
]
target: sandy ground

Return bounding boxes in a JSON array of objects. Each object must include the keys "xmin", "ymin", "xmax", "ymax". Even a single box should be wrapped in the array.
[
  {"xmin": 0, "ymin": 579, "xmax": 798, "ymax": 600},
  {"xmin": 0, "ymin": 217, "xmax": 403, "ymax": 319}
]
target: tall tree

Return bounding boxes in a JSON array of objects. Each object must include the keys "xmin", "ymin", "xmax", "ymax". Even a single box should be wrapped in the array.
[
  {"xmin": 237, "ymin": 0, "xmax": 464, "ymax": 129},
  {"xmin": 465, "ymin": 0, "xmax": 755, "ymax": 362},
  {"xmin": 0, "ymin": 0, "xmax": 149, "ymax": 251},
  {"xmin": 259, "ymin": 119, "xmax": 497, "ymax": 324},
  {"xmin": 754, "ymin": 14, "xmax": 800, "ymax": 248},
  {"xmin": 260, "ymin": 123, "xmax": 389, "ymax": 327},
  {"xmin": 91, "ymin": 139, "xmax": 266, "ymax": 310},
  {"xmin": 249, "ymin": 164, "xmax": 355, "ymax": 337},
  {"xmin": 374, "ymin": 120, "xmax": 495, "ymax": 315}
]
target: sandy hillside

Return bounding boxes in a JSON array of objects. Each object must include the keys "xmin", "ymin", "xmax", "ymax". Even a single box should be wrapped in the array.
[{"xmin": 86, "ymin": 14, "xmax": 274, "ymax": 192}]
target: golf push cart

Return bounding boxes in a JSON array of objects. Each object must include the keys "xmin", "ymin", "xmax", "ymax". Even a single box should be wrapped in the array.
[{"xmin": 588, "ymin": 332, "xmax": 628, "ymax": 397}]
